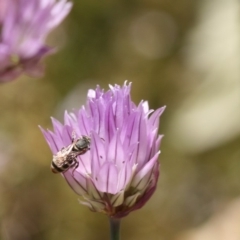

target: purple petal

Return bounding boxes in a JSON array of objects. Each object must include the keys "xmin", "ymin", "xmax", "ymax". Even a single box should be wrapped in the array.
[
  {"xmin": 39, "ymin": 126, "xmax": 58, "ymax": 154},
  {"xmin": 77, "ymin": 107, "xmax": 92, "ymax": 136},
  {"xmin": 120, "ymin": 113, "xmax": 134, "ymax": 148},
  {"xmin": 104, "ymin": 101, "xmax": 116, "ymax": 143},
  {"xmin": 107, "ymin": 131, "xmax": 125, "ymax": 168},
  {"xmin": 61, "ymin": 125, "xmax": 73, "ymax": 146},
  {"xmin": 135, "ymin": 112, "xmax": 148, "ymax": 169},
  {"xmin": 117, "ymin": 161, "xmax": 133, "ymax": 191},
  {"xmin": 96, "ymin": 98, "xmax": 105, "ymax": 138},
  {"xmin": 148, "ymin": 106, "xmax": 166, "ymax": 130},
  {"xmin": 131, "ymin": 151, "xmax": 160, "ymax": 188},
  {"xmin": 75, "ymin": 150, "xmax": 91, "ymax": 175},
  {"xmin": 49, "ymin": 0, "xmax": 73, "ymax": 29},
  {"xmin": 64, "ymin": 170, "xmax": 87, "ymax": 195},
  {"xmin": 64, "ymin": 111, "xmax": 76, "ymax": 127},
  {"xmin": 90, "ymin": 132, "xmax": 106, "ymax": 179},
  {"xmin": 128, "ymin": 111, "xmax": 141, "ymax": 146},
  {"xmin": 48, "ymin": 130, "xmax": 64, "ymax": 151},
  {"xmin": 113, "ymin": 90, "xmax": 124, "ymax": 128},
  {"xmin": 153, "ymin": 135, "xmax": 164, "ymax": 156},
  {"xmin": 95, "ymin": 162, "xmax": 118, "ymax": 194}
]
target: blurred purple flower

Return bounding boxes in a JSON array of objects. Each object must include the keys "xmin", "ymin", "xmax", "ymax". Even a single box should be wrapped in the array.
[
  {"xmin": 41, "ymin": 82, "xmax": 165, "ymax": 218},
  {"xmin": 0, "ymin": 0, "xmax": 72, "ymax": 82}
]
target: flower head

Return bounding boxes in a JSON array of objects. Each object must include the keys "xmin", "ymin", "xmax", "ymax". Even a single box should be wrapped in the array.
[
  {"xmin": 41, "ymin": 82, "xmax": 165, "ymax": 218},
  {"xmin": 0, "ymin": 0, "xmax": 72, "ymax": 82}
]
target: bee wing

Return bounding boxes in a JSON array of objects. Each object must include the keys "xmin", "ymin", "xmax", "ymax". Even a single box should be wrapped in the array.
[{"xmin": 63, "ymin": 143, "xmax": 75, "ymax": 154}]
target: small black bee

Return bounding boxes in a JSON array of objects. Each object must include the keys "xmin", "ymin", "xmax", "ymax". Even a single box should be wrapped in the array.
[{"xmin": 51, "ymin": 135, "xmax": 91, "ymax": 173}]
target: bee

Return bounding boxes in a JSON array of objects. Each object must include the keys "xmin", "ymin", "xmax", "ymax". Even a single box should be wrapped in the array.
[{"xmin": 51, "ymin": 135, "xmax": 91, "ymax": 173}]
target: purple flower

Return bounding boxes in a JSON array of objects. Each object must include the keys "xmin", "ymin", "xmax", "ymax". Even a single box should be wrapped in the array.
[
  {"xmin": 0, "ymin": 0, "xmax": 72, "ymax": 82},
  {"xmin": 40, "ymin": 82, "xmax": 165, "ymax": 218}
]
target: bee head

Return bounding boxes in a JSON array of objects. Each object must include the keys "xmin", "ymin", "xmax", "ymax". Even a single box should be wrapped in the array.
[{"xmin": 75, "ymin": 136, "xmax": 91, "ymax": 151}]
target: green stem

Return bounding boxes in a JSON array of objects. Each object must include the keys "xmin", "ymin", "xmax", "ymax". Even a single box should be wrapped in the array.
[{"xmin": 109, "ymin": 218, "xmax": 121, "ymax": 240}]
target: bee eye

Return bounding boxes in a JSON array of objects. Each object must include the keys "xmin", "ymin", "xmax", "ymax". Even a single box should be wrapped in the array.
[
  {"xmin": 68, "ymin": 159, "xmax": 73, "ymax": 164},
  {"xmin": 75, "ymin": 140, "xmax": 85, "ymax": 149},
  {"xmin": 62, "ymin": 164, "xmax": 69, "ymax": 169}
]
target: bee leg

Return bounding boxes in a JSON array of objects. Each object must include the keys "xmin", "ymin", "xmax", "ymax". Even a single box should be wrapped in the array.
[
  {"xmin": 72, "ymin": 159, "xmax": 79, "ymax": 173},
  {"xmin": 71, "ymin": 131, "xmax": 76, "ymax": 142}
]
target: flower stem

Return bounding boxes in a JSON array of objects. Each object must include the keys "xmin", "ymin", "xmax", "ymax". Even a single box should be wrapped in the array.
[{"xmin": 109, "ymin": 218, "xmax": 121, "ymax": 240}]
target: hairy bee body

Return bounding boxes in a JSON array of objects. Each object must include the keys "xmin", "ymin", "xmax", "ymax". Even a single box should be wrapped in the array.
[{"xmin": 51, "ymin": 135, "xmax": 91, "ymax": 173}]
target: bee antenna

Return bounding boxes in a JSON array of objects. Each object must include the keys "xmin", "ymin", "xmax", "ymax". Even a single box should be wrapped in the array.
[{"xmin": 71, "ymin": 131, "xmax": 76, "ymax": 141}]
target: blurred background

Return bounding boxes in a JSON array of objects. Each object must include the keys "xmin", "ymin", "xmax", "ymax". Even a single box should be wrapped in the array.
[{"xmin": 0, "ymin": 0, "xmax": 240, "ymax": 239}]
